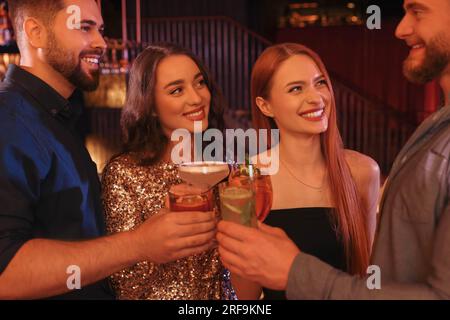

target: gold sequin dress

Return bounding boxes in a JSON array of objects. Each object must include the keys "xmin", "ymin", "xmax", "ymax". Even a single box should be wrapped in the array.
[{"xmin": 101, "ymin": 153, "xmax": 233, "ymax": 300}]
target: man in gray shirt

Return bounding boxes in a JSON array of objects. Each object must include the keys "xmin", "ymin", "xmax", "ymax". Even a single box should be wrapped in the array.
[{"xmin": 217, "ymin": 0, "xmax": 450, "ymax": 299}]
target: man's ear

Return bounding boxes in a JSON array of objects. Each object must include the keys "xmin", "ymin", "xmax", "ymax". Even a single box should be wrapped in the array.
[
  {"xmin": 23, "ymin": 17, "xmax": 48, "ymax": 49},
  {"xmin": 255, "ymin": 96, "xmax": 275, "ymax": 118}
]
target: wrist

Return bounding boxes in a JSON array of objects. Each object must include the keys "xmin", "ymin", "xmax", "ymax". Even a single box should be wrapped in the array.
[{"xmin": 122, "ymin": 228, "xmax": 148, "ymax": 263}]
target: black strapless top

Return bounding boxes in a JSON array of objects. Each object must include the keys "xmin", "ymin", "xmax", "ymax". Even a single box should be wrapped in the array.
[{"xmin": 262, "ymin": 207, "xmax": 347, "ymax": 300}]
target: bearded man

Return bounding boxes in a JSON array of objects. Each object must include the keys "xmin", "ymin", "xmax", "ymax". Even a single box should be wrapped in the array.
[
  {"xmin": 217, "ymin": 0, "xmax": 450, "ymax": 299},
  {"xmin": 0, "ymin": 0, "xmax": 216, "ymax": 300}
]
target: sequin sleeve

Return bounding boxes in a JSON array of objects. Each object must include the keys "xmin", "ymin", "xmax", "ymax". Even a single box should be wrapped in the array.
[
  {"xmin": 102, "ymin": 158, "xmax": 144, "ymax": 234},
  {"xmin": 101, "ymin": 157, "xmax": 152, "ymax": 299},
  {"xmin": 101, "ymin": 155, "xmax": 229, "ymax": 300}
]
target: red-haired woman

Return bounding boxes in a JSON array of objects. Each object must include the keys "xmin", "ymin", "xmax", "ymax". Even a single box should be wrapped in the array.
[{"xmin": 250, "ymin": 43, "xmax": 380, "ymax": 300}]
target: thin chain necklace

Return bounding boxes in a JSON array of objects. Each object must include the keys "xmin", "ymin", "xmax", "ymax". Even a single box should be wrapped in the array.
[{"xmin": 280, "ymin": 158, "xmax": 327, "ymax": 191}]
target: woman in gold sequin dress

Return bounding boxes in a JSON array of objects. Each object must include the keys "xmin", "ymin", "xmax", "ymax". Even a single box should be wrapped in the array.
[{"xmin": 101, "ymin": 44, "xmax": 235, "ymax": 300}]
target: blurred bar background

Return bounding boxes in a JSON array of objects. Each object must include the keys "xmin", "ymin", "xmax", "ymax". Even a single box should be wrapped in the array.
[{"xmin": 0, "ymin": 0, "xmax": 444, "ymax": 175}]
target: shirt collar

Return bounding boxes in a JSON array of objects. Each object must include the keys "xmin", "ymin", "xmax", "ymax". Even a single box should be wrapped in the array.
[{"xmin": 4, "ymin": 64, "xmax": 78, "ymax": 123}]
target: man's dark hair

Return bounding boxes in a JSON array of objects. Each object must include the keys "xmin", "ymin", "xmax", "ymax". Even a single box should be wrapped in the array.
[{"xmin": 8, "ymin": 0, "xmax": 65, "ymax": 46}]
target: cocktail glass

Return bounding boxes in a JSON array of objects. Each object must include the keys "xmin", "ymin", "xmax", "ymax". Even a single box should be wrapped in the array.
[
  {"xmin": 168, "ymin": 183, "xmax": 213, "ymax": 212},
  {"xmin": 218, "ymin": 181, "xmax": 257, "ymax": 228},
  {"xmin": 229, "ymin": 164, "xmax": 273, "ymax": 222},
  {"xmin": 178, "ymin": 161, "xmax": 230, "ymax": 189}
]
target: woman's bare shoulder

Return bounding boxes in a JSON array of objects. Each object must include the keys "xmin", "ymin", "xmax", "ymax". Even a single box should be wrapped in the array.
[{"xmin": 344, "ymin": 149, "xmax": 380, "ymax": 184}]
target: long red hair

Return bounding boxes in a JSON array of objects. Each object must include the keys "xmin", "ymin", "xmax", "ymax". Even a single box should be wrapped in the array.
[{"xmin": 251, "ymin": 43, "xmax": 370, "ymax": 275}]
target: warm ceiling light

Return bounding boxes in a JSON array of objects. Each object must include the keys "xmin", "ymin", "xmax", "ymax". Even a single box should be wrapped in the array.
[
  {"xmin": 289, "ymin": 2, "xmax": 319, "ymax": 9},
  {"xmin": 347, "ymin": 2, "xmax": 356, "ymax": 9}
]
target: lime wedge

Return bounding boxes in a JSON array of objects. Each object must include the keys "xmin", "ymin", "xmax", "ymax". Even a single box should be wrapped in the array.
[{"xmin": 223, "ymin": 202, "xmax": 242, "ymax": 215}]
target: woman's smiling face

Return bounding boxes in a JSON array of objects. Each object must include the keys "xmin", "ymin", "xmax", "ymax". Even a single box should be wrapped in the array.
[
  {"xmin": 154, "ymin": 54, "xmax": 211, "ymax": 137},
  {"xmin": 258, "ymin": 54, "xmax": 332, "ymax": 137}
]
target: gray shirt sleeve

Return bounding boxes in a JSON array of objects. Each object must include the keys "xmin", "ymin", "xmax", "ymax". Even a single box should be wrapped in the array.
[{"xmin": 286, "ymin": 202, "xmax": 450, "ymax": 300}]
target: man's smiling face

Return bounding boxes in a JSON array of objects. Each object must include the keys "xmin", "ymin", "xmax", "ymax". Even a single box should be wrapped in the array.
[{"xmin": 395, "ymin": 0, "xmax": 450, "ymax": 84}]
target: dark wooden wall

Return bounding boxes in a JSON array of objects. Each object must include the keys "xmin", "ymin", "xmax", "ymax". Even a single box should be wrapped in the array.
[{"xmin": 102, "ymin": 0, "xmax": 285, "ymax": 41}]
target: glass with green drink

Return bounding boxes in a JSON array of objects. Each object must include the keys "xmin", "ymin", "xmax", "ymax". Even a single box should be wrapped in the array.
[{"xmin": 218, "ymin": 180, "xmax": 257, "ymax": 228}]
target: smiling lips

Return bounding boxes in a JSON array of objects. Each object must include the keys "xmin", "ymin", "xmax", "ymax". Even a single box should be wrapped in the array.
[
  {"xmin": 81, "ymin": 55, "xmax": 101, "ymax": 69},
  {"xmin": 183, "ymin": 107, "xmax": 206, "ymax": 121},
  {"xmin": 408, "ymin": 41, "xmax": 425, "ymax": 55},
  {"xmin": 299, "ymin": 108, "xmax": 325, "ymax": 122}
]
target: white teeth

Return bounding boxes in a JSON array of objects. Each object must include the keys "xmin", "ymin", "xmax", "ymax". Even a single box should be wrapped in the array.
[
  {"xmin": 186, "ymin": 110, "xmax": 203, "ymax": 117},
  {"xmin": 412, "ymin": 45, "xmax": 423, "ymax": 49},
  {"xmin": 82, "ymin": 57, "xmax": 99, "ymax": 64},
  {"xmin": 302, "ymin": 109, "xmax": 324, "ymax": 118}
]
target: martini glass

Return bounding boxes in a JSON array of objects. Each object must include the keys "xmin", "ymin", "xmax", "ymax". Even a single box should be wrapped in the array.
[{"xmin": 178, "ymin": 161, "xmax": 230, "ymax": 189}]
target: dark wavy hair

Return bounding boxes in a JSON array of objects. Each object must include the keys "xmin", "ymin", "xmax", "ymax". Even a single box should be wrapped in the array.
[{"xmin": 121, "ymin": 43, "xmax": 225, "ymax": 165}]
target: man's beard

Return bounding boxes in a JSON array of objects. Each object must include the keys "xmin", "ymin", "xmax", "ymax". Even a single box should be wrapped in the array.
[
  {"xmin": 403, "ymin": 33, "xmax": 450, "ymax": 84},
  {"xmin": 45, "ymin": 31, "xmax": 102, "ymax": 92}
]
